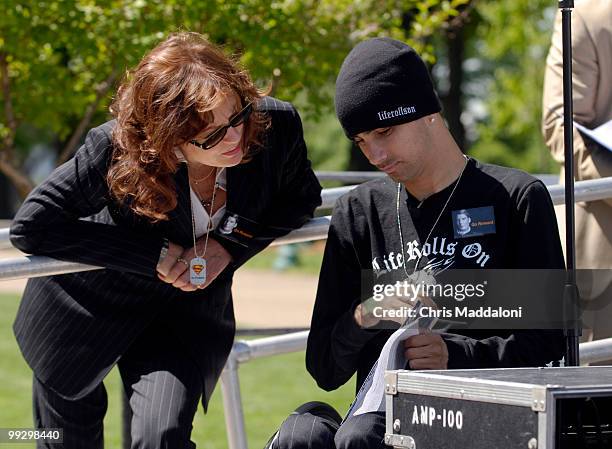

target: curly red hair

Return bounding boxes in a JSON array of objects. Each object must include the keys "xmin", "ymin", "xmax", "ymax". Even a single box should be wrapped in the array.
[{"xmin": 108, "ymin": 32, "xmax": 269, "ymax": 222}]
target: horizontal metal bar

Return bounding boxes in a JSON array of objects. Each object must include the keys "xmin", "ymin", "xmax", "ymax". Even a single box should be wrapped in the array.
[
  {"xmin": 2, "ymin": 178, "xmax": 612, "ymax": 280},
  {"xmin": 2, "ymin": 178, "xmax": 612, "ymax": 251},
  {"xmin": 269, "ymin": 216, "xmax": 331, "ymax": 246},
  {"xmin": 315, "ymin": 171, "xmax": 385, "ymax": 183},
  {"xmin": 0, "ymin": 212, "xmax": 338, "ymax": 253},
  {"xmin": 315, "ymin": 171, "xmax": 561, "ymax": 186},
  {"xmin": 225, "ymin": 331, "xmax": 612, "ymax": 367},
  {"xmin": 234, "ymin": 327, "xmax": 309, "ymax": 337},
  {"xmin": 319, "ymin": 186, "xmax": 356, "ymax": 209},
  {"xmin": 547, "ymin": 177, "xmax": 612, "ymax": 205},
  {"xmin": 0, "ymin": 216, "xmax": 332, "ymax": 280},
  {"xmin": 579, "ymin": 337, "xmax": 612, "ymax": 364},
  {"xmin": 0, "ymin": 255, "xmax": 101, "ymax": 281},
  {"xmin": 231, "ymin": 330, "xmax": 309, "ymax": 364},
  {"xmin": 315, "ymin": 177, "xmax": 612, "ymax": 209}
]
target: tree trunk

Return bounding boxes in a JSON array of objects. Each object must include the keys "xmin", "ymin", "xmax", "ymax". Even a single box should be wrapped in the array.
[
  {"xmin": 58, "ymin": 70, "xmax": 118, "ymax": 164},
  {"xmin": 0, "ymin": 51, "xmax": 34, "ymax": 198},
  {"xmin": 441, "ymin": 26, "xmax": 466, "ymax": 151},
  {"xmin": 0, "ymin": 155, "xmax": 34, "ymax": 199}
]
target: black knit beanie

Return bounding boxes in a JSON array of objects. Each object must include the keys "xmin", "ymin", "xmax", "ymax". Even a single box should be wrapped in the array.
[{"xmin": 335, "ymin": 37, "xmax": 441, "ymax": 137}]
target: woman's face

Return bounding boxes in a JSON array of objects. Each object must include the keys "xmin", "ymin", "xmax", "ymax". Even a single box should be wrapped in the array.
[{"xmin": 180, "ymin": 95, "xmax": 245, "ymax": 168}]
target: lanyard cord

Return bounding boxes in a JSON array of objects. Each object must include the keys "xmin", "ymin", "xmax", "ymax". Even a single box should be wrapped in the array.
[
  {"xmin": 396, "ymin": 155, "xmax": 469, "ymax": 277},
  {"xmin": 188, "ymin": 166, "xmax": 218, "ymax": 259}
]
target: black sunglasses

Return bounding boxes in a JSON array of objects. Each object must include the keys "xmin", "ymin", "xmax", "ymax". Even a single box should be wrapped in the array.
[{"xmin": 190, "ymin": 102, "xmax": 253, "ymax": 150}]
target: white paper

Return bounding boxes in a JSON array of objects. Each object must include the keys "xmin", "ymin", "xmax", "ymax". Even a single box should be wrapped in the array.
[
  {"xmin": 574, "ymin": 119, "xmax": 612, "ymax": 152},
  {"xmin": 348, "ymin": 321, "xmax": 418, "ymax": 416},
  {"xmin": 345, "ymin": 302, "xmax": 439, "ymax": 417}
]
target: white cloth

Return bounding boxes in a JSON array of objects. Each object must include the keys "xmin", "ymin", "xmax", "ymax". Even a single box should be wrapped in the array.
[
  {"xmin": 191, "ymin": 169, "xmax": 226, "ymax": 238},
  {"xmin": 174, "ymin": 148, "xmax": 227, "ymax": 238}
]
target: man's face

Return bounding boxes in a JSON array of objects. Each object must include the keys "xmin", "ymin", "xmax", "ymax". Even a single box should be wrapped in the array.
[
  {"xmin": 352, "ymin": 116, "xmax": 433, "ymax": 183},
  {"xmin": 456, "ymin": 213, "xmax": 470, "ymax": 231}
]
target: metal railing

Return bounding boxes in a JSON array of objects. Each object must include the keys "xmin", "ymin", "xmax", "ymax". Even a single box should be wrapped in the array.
[
  {"xmin": 315, "ymin": 170, "xmax": 386, "ymax": 183},
  {"xmin": 314, "ymin": 171, "xmax": 560, "ymax": 186},
  {"xmin": 2, "ymin": 176, "xmax": 612, "ymax": 256},
  {"xmin": 0, "ymin": 217, "xmax": 333, "ymax": 280},
  {"xmin": 2, "ymin": 177, "xmax": 612, "ymax": 449},
  {"xmin": 221, "ymin": 333, "xmax": 612, "ymax": 448},
  {"xmin": 220, "ymin": 331, "xmax": 612, "ymax": 449},
  {"xmin": 220, "ymin": 331, "xmax": 310, "ymax": 449}
]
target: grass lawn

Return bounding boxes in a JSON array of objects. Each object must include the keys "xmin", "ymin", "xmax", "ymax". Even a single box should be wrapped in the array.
[
  {"xmin": 0, "ymin": 293, "xmax": 354, "ymax": 449},
  {"xmin": 243, "ymin": 242, "xmax": 325, "ymax": 275}
]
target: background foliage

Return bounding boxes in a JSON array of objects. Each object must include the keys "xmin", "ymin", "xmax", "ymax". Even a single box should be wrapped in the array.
[
  {"xmin": 1, "ymin": 0, "xmax": 560, "ymax": 211},
  {"xmin": 0, "ymin": 1, "xmax": 572, "ymax": 444},
  {"xmin": 466, "ymin": 0, "xmax": 558, "ymax": 173}
]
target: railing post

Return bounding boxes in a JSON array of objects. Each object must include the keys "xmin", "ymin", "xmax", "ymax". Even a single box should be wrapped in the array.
[
  {"xmin": 220, "ymin": 351, "xmax": 249, "ymax": 449},
  {"xmin": 122, "ymin": 388, "xmax": 132, "ymax": 449}
]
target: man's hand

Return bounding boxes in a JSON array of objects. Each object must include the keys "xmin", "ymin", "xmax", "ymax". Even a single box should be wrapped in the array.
[
  {"xmin": 403, "ymin": 333, "xmax": 448, "ymax": 370},
  {"xmin": 354, "ymin": 291, "xmax": 437, "ymax": 329},
  {"xmin": 167, "ymin": 237, "xmax": 232, "ymax": 292},
  {"xmin": 354, "ymin": 295, "xmax": 415, "ymax": 328}
]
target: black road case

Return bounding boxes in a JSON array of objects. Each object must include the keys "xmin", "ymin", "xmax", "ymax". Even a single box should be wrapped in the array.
[{"xmin": 384, "ymin": 367, "xmax": 612, "ymax": 449}]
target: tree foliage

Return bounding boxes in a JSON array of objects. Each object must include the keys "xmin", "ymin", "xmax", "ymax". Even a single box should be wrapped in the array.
[
  {"xmin": 465, "ymin": 0, "xmax": 557, "ymax": 173},
  {"xmin": 0, "ymin": 0, "xmax": 513, "ymax": 200}
]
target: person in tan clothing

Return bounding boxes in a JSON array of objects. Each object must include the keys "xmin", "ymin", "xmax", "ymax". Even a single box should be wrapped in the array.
[{"xmin": 542, "ymin": 0, "xmax": 612, "ymax": 349}]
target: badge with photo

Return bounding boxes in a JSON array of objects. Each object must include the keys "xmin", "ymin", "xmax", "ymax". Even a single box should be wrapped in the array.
[
  {"xmin": 214, "ymin": 211, "xmax": 260, "ymax": 247},
  {"xmin": 452, "ymin": 206, "xmax": 496, "ymax": 239}
]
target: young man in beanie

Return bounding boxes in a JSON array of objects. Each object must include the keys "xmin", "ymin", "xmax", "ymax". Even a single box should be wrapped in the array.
[{"xmin": 266, "ymin": 38, "xmax": 564, "ymax": 449}]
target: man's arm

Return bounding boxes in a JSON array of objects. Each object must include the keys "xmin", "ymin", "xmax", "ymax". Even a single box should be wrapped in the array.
[
  {"xmin": 442, "ymin": 181, "xmax": 566, "ymax": 368},
  {"xmin": 542, "ymin": 8, "xmax": 612, "ymax": 207},
  {"xmin": 306, "ymin": 197, "xmax": 379, "ymax": 391}
]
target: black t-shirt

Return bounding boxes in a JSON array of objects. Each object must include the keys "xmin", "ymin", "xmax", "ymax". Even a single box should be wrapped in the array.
[{"xmin": 306, "ymin": 158, "xmax": 565, "ymax": 393}]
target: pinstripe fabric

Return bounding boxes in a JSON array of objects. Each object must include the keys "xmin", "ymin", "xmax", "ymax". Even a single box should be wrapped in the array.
[
  {"xmin": 33, "ymin": 322, "xmax": 203, "ymax": 449},
  {"xmin": 11, "ymin": 96, "xmax": 322, "ymax": 421},
  {"xmin": 33, "ymin": 376, "xmax": 107, "ymax": 449},
  {"xmin": 333, "ymin": 413, "xmax": 386, "ymax": 449},
  {"xmin": 118, "ymin": 323, "xmax": 202, "ymax": 449},
  {"xmin": 269, "ymin": 408, "xmax": 385, "ymax": 449}
]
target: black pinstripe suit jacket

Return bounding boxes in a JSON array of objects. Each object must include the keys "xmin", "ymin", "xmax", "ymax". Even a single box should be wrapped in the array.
[{"xmin": 10, "ymin": 97, "xmax": 322, "ymax": 407}]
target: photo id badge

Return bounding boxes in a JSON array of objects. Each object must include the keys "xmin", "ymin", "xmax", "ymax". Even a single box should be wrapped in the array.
[{"xmin": 190, "ymin": 257, "xmax": 207, "ymax": 286}]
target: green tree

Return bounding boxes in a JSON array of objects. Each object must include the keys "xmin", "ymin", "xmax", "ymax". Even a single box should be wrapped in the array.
[
  {"xmin": 465, "ymin": 0, "xmax": 558, "ymax": 173},
  {"xmin": 1, "ymin": 1, "xmax": 174, "ymax": 196},
  {"xmin": 0, "ymin": 0, "xmax": 478, "ymax": 199}
]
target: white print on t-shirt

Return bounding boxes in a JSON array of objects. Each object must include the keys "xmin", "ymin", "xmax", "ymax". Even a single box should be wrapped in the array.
[{"xmin": 371, "ymin": 236, "xmax": 491, "ymax": 276}]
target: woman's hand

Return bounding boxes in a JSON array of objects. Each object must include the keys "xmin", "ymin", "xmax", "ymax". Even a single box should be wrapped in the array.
[
  {"xmin": 156, "ymin": 241, "xmax": 185, "ymax": 281},
  {"xmin": 163, "ymin": 237, "xmax": 232, "ymax": 292}
]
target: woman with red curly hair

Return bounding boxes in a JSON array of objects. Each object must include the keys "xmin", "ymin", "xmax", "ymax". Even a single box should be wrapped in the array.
[{"xmin": 10, "ymin": 32, "xmax": 321, "ymax": 448}]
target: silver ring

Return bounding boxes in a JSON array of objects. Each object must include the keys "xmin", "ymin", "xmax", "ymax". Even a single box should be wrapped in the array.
[{"xmin": 176, "ymin": 257, "xmax": 189, "ymax": 267}]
